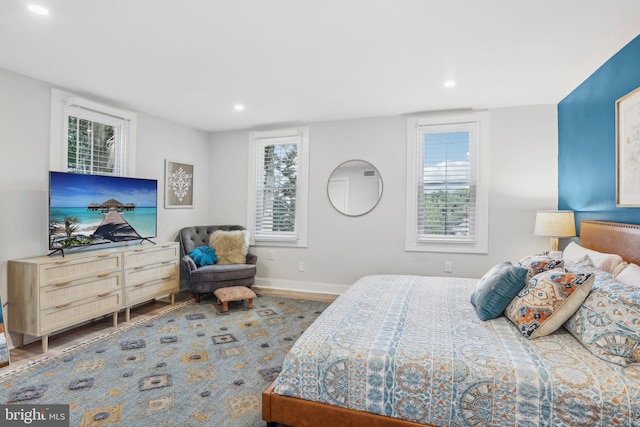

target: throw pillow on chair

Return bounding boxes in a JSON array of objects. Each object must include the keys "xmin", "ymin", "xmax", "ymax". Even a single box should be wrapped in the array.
[
  {"xmin": 209, "ymin": 230, "xmax": 249, "ymax": 264},
  {"xmin": 189, "ymin": 246, "xmax": 217, "ymax": 266}
]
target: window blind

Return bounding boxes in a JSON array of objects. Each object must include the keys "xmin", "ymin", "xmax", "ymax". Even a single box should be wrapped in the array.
[
  {"xmin": 254, "ymin": 136, "xmax": 299, "ymax": 241},
  {"xmin": 65, "ymin": 102, "xmax": 126, "ymax": 176},
  {"xmin": 416, "ymin": 122, "xmax": 478, "ymax": 241},
  {"xmin": 67, "ymin": 116, "xmax": 120, "ymax": 175}
]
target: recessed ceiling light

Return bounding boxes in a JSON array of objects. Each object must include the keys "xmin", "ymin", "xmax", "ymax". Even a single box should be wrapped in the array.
[
  {"xmin": 28, "ymin": 4, "xmax": 50, "ymax": 15},
  {"xmin": 444, "ymin": 80, "xmax": 456, "ymax": 88},
  {"xmin": 234, "ymin": 104, "xmax": 245, "ymax": 111}
]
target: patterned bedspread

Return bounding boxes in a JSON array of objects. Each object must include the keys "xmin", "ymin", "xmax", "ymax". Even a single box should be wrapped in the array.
[{"xmin": 273, "ymin": 275, "xmax": 640, "ymax": 426}]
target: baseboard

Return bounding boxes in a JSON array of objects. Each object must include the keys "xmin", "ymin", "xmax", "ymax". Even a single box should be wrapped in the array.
[{"xmin": 253, "ymin": 277, "xmax": 349, "ymax": 302}]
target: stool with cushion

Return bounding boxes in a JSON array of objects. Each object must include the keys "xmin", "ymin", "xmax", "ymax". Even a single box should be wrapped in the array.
[
  {"xmin": 214, "ymin": 286, "xmax": 257, "ymax": 312},
  {"xmin": 178, "ymin": 225, "xmax": 257, "ymax": 302}
]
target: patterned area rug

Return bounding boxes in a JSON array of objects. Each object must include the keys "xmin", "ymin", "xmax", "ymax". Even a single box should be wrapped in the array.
[{"xmin": 0, "ymin": 294, "xmax": 329, "ymax": 426}]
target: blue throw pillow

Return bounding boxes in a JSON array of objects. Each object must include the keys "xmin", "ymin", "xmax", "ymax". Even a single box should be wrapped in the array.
[
  {"xmin": 189, "ymin": 246, "xmax": 217, "ymax": 266},
  {"xmin": 470, "ymin": 261, "xmax": 528, "ymax": 321}
]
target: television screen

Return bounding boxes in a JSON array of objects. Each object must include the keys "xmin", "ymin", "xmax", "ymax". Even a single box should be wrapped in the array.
[{"xmin": 49, "ymin": 171, "xmax": 157, "ymax": 251}]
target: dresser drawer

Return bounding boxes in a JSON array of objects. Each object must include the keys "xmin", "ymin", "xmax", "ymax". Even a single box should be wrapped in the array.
[
  {"xmin": 40, "ymin": 253, "xmax": 122, "ymax": 286},
  {"xmin": 125, "ymin": 262, "xmax": 178, "ymax": 287},
  {"xmin": 126, "ymin": 277, "xmax": 178, "ymax": 306},
  {"xmin": 124, "ymin": 244, "xmax": 179, "ymax": 268},
  {"xmin": 40, "ymin": 272, "xmax": 121, "ymax": 310},
  {"xmin": 41, "ymin": 292, "xmax": 121, "ymax": 334}
]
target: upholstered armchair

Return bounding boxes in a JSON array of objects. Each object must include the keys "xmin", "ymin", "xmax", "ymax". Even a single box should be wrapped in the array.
[{"xmin": 178, "ymin": 225, "xmax": 257, "ymax": 302}]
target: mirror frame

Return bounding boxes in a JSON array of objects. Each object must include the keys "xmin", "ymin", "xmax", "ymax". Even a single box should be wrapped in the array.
[{"xmin": 327, "ymin": 159, "xmax": 383, "ymax": 217}]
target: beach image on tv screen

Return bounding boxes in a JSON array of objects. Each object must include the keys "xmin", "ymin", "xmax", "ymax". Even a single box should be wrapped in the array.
[{"xmin": 49, "ymin": 172, "xmax": 157, "ymax": 249}]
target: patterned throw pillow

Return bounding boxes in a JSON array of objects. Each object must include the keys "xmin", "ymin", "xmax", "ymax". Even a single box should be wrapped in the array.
[
  {"xmin": 189, "ymin": 246, "xmax": 217, "ymax": 266},
  {"xmin": 565, "ymin": 254, "xmax": 597, "ymax": 276},
  {"xmin": 505, "ymin": 268, "xmax": 594, "ymax": 339},
  {"xmin": 564, "ymin": 272, "xmax": 640, "ymax": 365},
  {"xmin": 470, "ymin": 262, "xmax": 528, "ymax": 321},
  {"xmin": 516, "ymin": 254, "xmax": 564, "ymax": 281}
]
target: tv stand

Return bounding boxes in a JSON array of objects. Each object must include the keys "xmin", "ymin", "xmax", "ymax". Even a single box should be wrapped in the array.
[
  {"xmin": 8, "ymin": 242, "xmax": 179, "ymax": 353},
  {"xmin": 47, "ymin": 248, "xmax": 65, "ymax": 257}
]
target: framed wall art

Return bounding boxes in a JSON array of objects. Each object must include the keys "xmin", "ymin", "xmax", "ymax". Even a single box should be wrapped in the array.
[
  {"xmin": 616, "ymin": 86, "xmax": 640, "ymax": 207},
  {"xmin": 165, "ymin": 160, "xmax": 193, "ymax": 208}
]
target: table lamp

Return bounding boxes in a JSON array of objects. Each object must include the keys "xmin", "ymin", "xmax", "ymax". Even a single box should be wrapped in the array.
[{"xmin": 534, "ymin": 210, "xmax": 576, "ymax": 251}]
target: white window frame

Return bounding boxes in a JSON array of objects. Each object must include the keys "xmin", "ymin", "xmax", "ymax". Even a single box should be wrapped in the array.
[
  {"xmin": 405, "ymin": 112, "xmax": 489, "ymax": 253},
  {"xmin": 247, "ymin": 127, "xmax": 309, "ymax": 248},
  {"xmin": 50, "ymin": 88, "xmax": 137, "ymax": 176}
]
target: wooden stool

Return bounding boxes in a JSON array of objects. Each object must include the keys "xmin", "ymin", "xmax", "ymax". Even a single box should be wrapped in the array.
[{"xmin": 213, "ymin": 286, "xmax": 256, "ymax": 312}]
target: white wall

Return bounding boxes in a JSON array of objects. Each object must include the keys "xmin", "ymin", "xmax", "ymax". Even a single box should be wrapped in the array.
[
  {"xmin": 0, "ymin": 68, "xmax": 211, "ymax": 345},
  {"xmin": 135, "ymin": 112, "xmax": 211, "ymax": 237},
  {"xmin": 209, "ymin": 106, "xmax": 559, "ymax": 294},
  {"xmin": 0, "ymin": 69, "xmax": 51, "ymax": 319}
]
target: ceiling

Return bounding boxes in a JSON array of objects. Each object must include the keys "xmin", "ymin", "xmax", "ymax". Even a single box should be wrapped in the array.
[{"xmin": 1, "ymin": 1, "xmax": 639, "ymax": 132}]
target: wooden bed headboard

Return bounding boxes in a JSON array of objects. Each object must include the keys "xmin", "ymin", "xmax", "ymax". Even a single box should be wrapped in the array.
[{"xmin": 579, "ymin": 220, "xmax": 640, "ymax": 265}]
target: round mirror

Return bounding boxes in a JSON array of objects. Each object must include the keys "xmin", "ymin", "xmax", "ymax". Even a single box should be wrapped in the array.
[{"xmin": 327, "ymin": 160, "xmax": 383, "ymax": 216}]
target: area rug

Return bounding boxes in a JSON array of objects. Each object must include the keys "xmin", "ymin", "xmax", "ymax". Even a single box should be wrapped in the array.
[{"xmin": 0, "ymin": 294, "xmax": 330, "ymax": 426}]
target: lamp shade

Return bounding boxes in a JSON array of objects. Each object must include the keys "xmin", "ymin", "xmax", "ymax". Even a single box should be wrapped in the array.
[{"xmin": 534, "ymin": 211, "xmax": 576, "ymax": 237}]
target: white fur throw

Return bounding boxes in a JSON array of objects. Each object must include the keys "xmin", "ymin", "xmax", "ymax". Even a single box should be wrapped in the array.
[{"xmin": 209, "ymin": 230, "xmax": 249, "ymax": 264}]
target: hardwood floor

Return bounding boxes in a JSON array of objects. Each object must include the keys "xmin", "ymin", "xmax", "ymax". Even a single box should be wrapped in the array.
[{"xmin": 3, "ymin": 287, "xmax": 337, "ymax": 372}]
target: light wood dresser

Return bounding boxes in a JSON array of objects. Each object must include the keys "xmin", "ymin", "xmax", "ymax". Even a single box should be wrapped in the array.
[{"xmin": 8, "ymin": 242, "xmax": 179, "ymax": 353}]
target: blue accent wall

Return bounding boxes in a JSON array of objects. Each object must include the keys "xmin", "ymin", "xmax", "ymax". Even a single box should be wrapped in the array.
[{"xmin": 558, "ymin": 34, "xmax": 640, "ymax": 233}]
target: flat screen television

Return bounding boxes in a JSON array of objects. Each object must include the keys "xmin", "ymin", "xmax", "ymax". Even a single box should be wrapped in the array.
[{"xmin": 49, "ymin": 171, "xmax": 157, "ymax": 254}]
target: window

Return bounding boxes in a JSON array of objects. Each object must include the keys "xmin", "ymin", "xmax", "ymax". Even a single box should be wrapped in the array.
[
  {"xmin": 405, "ymin": 112, "xmax": 489, "ymax": 253},
  {"xmin": 50, "ymin": 88, "xmax": 137, "ymax": 176},
  {"xmin": 248, "ymin": 127, "xmax": 309, "ymax": 247}
]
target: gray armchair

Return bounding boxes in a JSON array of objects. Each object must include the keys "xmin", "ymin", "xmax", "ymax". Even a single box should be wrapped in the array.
[{"xmin": 178, "ymin": 225, "xmax": 257, "ymax": 302}]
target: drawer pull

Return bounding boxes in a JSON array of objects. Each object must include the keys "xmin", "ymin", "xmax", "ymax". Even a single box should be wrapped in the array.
[
  {"xmin": 97, "ymin": 272, "xmax": 111, "ymax": 278},
  {"xmin": 134, "ymin": 266, "xmax": 145, "ymax": 270},
  {"xmin": 56, "ymin": 302, "xmax": 72, "ymax": 308},
  {"xmin": 55, "ymin": 280, "xmax": 72, "ymax": 287},
  {"xmin": 162, "ymin": 276, "xmax": 173, "ymax": 281},
  {"xmin": 97, "ymin": 253, "xmax": 111, "ymax": 258},
  {"xmin": 134, "ymin": 248, "xmax": 145, "ymax": 252},
  {"xmin": 98, "ymin": 292, "xmax": 111, "ymax": 297},
  {"xmin": 55, "ymin": 259, "xmax": 71, "ymax": 265},
  {"xmin": 162, "ymin": 260, "xmax": 173, "ymax": 264},
  {"xmin": 134, "ymin": 283, "xmax": 146, "ymax": 288}
]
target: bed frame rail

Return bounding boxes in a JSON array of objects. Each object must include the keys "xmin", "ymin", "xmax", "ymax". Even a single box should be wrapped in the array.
[{"xmin": 262, "ymin": 380, "xmax": 434, "ymax": 427}]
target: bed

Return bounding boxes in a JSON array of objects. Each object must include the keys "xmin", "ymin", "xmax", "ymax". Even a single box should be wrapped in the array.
[{"xmin": 262, "ymin": 220, "xmax": 640, "ymax": 426}]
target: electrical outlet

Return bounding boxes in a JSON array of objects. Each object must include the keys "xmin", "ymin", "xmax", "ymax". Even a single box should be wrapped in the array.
[
  {"xmin": 444, "ymin": 261, "xmax": 453, "ymax": 273},
  {"xmin": 298, "ymin": 261, "xmax": 305, "ymax": 272}
]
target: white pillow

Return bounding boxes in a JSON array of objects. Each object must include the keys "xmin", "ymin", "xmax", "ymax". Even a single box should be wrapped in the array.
[
  {"xmin": 562, "ymin": 242, "xmax": 624, "ymax": 274},
  {"xmin": 616, "ymin": 263, "xmax": 640, "ymax": 287},
  {"xmin": 612, "ymin": 261, "xmax": 629, "ymax": 277}
]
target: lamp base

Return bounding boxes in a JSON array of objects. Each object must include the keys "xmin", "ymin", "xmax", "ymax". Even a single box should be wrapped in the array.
[{"xmin": 549, "ymin": 237, "xmax": 559, "ymax": 252}]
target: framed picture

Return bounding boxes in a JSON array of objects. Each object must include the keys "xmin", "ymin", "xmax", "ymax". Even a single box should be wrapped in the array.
[
  {"xmin": 165, "ymin": 160, "xmax": 193, "ymax": 208},
  {"xmin": 616, "ymin": 86, "xmax": 640, "ymax": 207}
]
